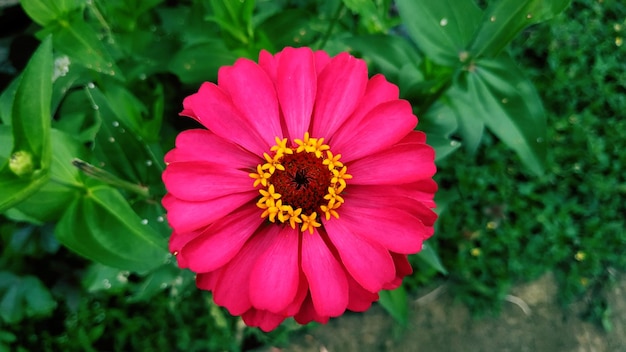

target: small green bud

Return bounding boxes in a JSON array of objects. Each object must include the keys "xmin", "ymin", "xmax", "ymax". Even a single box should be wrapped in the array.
[{"xmin": 9, "ymin": 150, "xmax": 35, "ymax": 177}]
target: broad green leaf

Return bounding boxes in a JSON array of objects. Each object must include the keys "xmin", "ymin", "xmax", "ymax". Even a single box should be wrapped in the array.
[
  {"xmin": 441, "ymin": 85, "xmax": 486, "ymax": 153},
  {"xmin": 128, "ymin": 263, "xmax": 184, "ymax": 302},
  {"xmin": 88, "ymin": 87, "xmax": 161, "ymax": 186},
  {"xmin": 169, "ymin": 41, "xmax": 237, "ymax": 84},
  {"xmin": 0, "ymin": 126, "xmax": 12, "ymax": 168},
  {"xmin": 396, "ymin": 0, "xmax": 482, "ymax": 66},
  {"xmin": 378, "ymin": 286, "xmax": 408, "ymax": 326},
  {"xmin": 8, "ymin": 130, "xmax": 86, "ymax": 223},
  {"xmin": 55, "ymin": 185, "xmax": 168, "ymax": 272},
  {"xmin": 43, "ymin": 12, "xmax": 122, "ymax": 78},
  {"xmin": 11, "ymin": 36, "xmax": 53, "ymax": 169},
  {"xmin": 418, "ymin": 100, "xmax": 460, "ymax": 161},
  {"xmin": 343, "ymin": 34, "xmax": 421, "ymax": 80},
  {"xmin": 257, "ymin": 9, "xmax": 316, "ymax": 50},
  {"xmin": 417, "ymin": 243, "xmax": 448, "ymax": 274},
  {"xmin": 82, "ymin": 263, "xmax": 129, "ymax": 294},
  {"xmin": 0, "ymin": 37, "xmax": 53, "ymax": 212},
  {"xmin": 0, "ymin": 175, "xmax": 50, "ymax": 213},
  {"xmin": 0, "ymin": 273, "xmax": 56, "ymax": 324},
  {"xmin": 0, "ymin": 78, "xmax": 19, "ymax": 126},
  {"xmin": 470, "ymin": 0, "xmax": 572, "ymax": 58},
  {"xmin": 208, "ymin": 0, "xmax": 255, "ymax": 44},
  {"xmin": 20, "ymin": 0, "xmax": 81, "ymax": 26},
  {"xmin": 460, "ymin": 55, "xmax": 546, "ymax": 175}
]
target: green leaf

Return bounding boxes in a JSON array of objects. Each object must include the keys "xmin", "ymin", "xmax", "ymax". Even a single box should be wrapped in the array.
[
  {"xmin": 8, "ymin": 130, "xmax": 86, "ymax": 223},
  {"xmin": 470, "ymin": 0, "xmax": 572, "ymax": 58},
  {"xmin": 0, "ymin": 273, "xmax": 56, "ymax": 324},
  {"xmin": 343, "ymin": 34, "xmax": 421, "ymax": 81},
  {"xmin": 459, "ymin": 55, "xmax": 547, "ymax": 175},
  {"xmin": 168, "ymin": 41, "xmax": 237, "ymax": 84},
  {"xmin": 417, "ymin": 243, "xmax": 448, "ymax": 274},
  {"xmin": 256, "ymin": 9, "xmax": 316, "ymax": 50},
  {"xmin": 378, "ymin": 286, "xmax": 408, "ymax": 326},
  {"xmin": 0, "ymin": 37, "xmax": 53, "ymax": 212},
  {"xmin": 10, "ymin": 36, "xmax": 53, "ymax": 168},
  {"xmin": 44, "ymin": 12, "xmax": 122, "ymax": 78},
  {"xmin": 20, "ymin": 0, "xmax": 82, "ymax": 26},
  {"xmin": 82, "ymin": 263, "xmax": 129, "ymax": 294},
  {"xmin": 396, "ymin": 0, "xmax": 482, "ymax": 66},
  {"xmin": 55, "ymin": 185, "xmax": 168, "ymax": 272},
  {"xmin": 418, "ymin": 100, "xmax": 460, "ymax": 161},
  {"xmin": 441, "ymin": 85, "xmax": 486, "ymax": 153},
  {"xmin": 128, "ymin": 263, "xmax": 183, "ymax": 302}
]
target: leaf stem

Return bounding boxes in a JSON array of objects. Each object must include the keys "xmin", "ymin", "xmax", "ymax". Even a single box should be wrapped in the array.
[{"xmin": 72, "ymin": 158, "xmax": 149, "ymax": 198}]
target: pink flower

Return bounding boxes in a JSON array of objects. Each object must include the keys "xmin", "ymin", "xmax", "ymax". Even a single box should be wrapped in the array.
[{"xmin": 162, "ymin": 47, "xmax": 437, "ymax": 331}]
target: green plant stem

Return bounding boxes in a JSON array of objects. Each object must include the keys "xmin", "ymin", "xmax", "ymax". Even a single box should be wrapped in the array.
[
  {"xmin": 318, "ymin": 2, "xmax": 345, "ymax": 50},
  {"xmin": 72, "ymin": 158, "xmax": 149, "ymax": 198}
]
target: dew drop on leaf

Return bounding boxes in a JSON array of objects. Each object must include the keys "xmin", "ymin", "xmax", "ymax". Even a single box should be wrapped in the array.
[{"xmin": 439, "ymin": 18, "xmax": 448, "ymax": 26}]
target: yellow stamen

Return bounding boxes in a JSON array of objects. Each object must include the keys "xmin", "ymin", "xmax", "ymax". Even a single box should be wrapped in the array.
[
  {"xmin": 301, "ymin": 212, "xmax": 321, "ymax": 234},
  {"xmin": 323, "ymin": 151, "xmax": 343, "ymax": 171},
  {"xmin": 249, "ymin": 164, "xmax": 271, "ymax": 187}
]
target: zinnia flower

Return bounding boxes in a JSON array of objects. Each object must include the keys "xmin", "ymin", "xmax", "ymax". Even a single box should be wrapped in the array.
[{"xmin": 162, "ymin": 47, "xmax": 437, "ymax": 331}]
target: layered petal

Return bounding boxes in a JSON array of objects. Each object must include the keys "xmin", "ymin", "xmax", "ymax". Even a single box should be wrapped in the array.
[
  {"xmin": 182, "ymin": 82, "xmax": 267, "ymax": 155},
  {"xmin": 301, "ymin": 229, "xmax": 348, "ymax": 317},
  {"xmin": 249, "ymin": 227, "xmax": 300, "ymax": 313},
  {"xmin": 324, "ymin": 220, "xmax": 395, "ymax": 292},
  {"xmin": 347, "ymin": 276, "xmax": 379, "ymax": 312},
  {"xmin": 162, "ymin": 161, "xmax": 251, "ymax": 201},
  {"xmin": 330, "ymin": 99, "xmax": 417, "ymax": 162},
  {"xmin": 349, "ymin": 143, "xmax": 436, "ymax": 185},
  {"xmin": 218, "ymin": 59, "xmax": 282, "ymax": 146},
  {"xmin": 276, "ymin": 47, "xmax": 316, "ymax": 140},
  {"xmin": 162, "ymin": 192, "xmax": 256, "ymax": 234},
  {"xmin": 181, "ymin": 205, "xmax": 264, "ymax": 273},
  {"xmin": 242, "ymin": 309, "xmax": 286, "ymax": 332},
  {"xmin": 383, "ymin": 253, "xmax": 414, "ymax": 290},
  {"xmin": 212, "ymin": 225, "xmax": 278, "ymax": 316},
  {"xmin": 311, "ymin": 53, "xmax": 368, "ymax": 138},
  {"xmin": 165, "ymin": 129, "xmax": 259, "ymax": 168}
]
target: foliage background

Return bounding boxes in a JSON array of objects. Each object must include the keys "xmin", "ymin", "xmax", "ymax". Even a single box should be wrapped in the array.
[{"xmin": 0, "ymin": 0, "xmax": 624, "ymax": 350}]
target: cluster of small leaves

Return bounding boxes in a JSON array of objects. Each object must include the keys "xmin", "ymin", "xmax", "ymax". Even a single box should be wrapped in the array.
[
  {"xmin": 431, "ymin": 0, "xmax": 625, "ymax": 330},
  {"xmin": 0, "ymin": 0, "xmax": 575, "ymax": 349}
]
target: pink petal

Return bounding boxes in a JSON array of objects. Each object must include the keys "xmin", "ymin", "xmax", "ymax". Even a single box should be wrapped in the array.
[
  {"xmin": 392, "ymin": 180, "xmax": 438, "ymax": 209},
  {"xmin": 162, "ymin": 192, "xmax": 256, "ymax": 234},
  {"xmin": 329, "ymin": 74, "xmax": 399, "ymax": 144},
  {"xmin": 164, "ymin": 129, "xmax": 259, "ymax": 168},
  {"xmin": 383, "ymin": 253, "xmax": 414, "ymax": 290},
  {"xmin": 349, "ymin": 143, "xmax": 436, "ymax": 185},
  {"xmin": 283, "ymin": 273, "xmax": 309, "ymax": 316},
  {"xmin": 242, "ymin": 308, "xmax": 286, "ymax": 332},
  {"xmin": 323, "ymin": 217, "xmax": 395, "ymax": 292},
  {"xmin": 212, "ymin": 225, "xmax": 278, "ymax": 316},
  {"xmin": 348, "ymin": 184, "xmax": 438, "ymax": 226},
  {"xmin": 347, "ymin": 275, "xmax": 379, "ymax": 312},
  {"xmin": 182, "ymin": 82, "xmax": 267, "ymax": 156},
  {"xmin": 276, "ymin": 47, "xmax": 316, "ymax": 140},
  {"xmin": 301, "ymin": 229, "xmax": 348, "ymax": 317},
  {"xmin": 333, "ymin": 194, "xmax": 432, "ymax": 254},
  {"xmin": 249, "ymin": 227, "xmax": 301, "ymax": 313},
  {"xmin": 313, "ymin": 50, "xmax": 331, "ymax": 74},
  {"xmin": 258, "ymin": 49, "xmax": 278, "ymax": 82},
  {"xmin": 181, "ymin": 205, "xmax": 264, "ymax": 273},
  {"xmin": 311, "ymin": 53, "xmax": 368, "ymax": 138},
  {"xmin": 162, "ymin": 161, "xmax": 252, "ymax": 201},
  {"xmin": 330, "ymin": 99, "xmax": 417, "ymax": 162},
  {"xmin": 294, "ymin": 294, "xmax": 330, "ymax": 325},
  {"xmin": 196, "ymin": 270, "xmax": 220, "ymax": 291},
  {"xmin": 218, "ymin": 59, "xmax": 283, "ymax": 146}
]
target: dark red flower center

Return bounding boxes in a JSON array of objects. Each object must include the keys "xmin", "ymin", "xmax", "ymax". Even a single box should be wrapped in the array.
[{"xmin": 269, "ymin": 152, "xmax": 332, "ymax": 214}]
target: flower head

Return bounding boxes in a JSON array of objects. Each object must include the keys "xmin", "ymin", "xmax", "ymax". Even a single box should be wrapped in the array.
[{"xmin": 162, "ymin": 47, "xmax": 437, "ymax": 331}]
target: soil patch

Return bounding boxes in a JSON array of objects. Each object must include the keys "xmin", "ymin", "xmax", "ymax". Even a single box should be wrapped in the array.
[{"xmin": 267, "ymin": 273, "xmax": 625, "ymax": 352}]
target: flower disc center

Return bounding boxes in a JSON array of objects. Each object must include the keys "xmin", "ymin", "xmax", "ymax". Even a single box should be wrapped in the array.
[{"xmin": 269, "ymin": 152, "xmax": 331, "ymax": 214}]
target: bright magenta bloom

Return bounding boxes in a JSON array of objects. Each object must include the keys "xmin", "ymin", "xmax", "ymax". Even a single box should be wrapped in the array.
[{"xmin": 162, "ymin": 47, "xmax": 437, "ymax": 331}]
